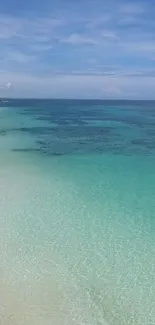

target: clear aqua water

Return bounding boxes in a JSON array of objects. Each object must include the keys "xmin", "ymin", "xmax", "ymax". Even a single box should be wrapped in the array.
[{"xmin": 0, "ymin": 100, "xmax": 155, "ymax": 325}]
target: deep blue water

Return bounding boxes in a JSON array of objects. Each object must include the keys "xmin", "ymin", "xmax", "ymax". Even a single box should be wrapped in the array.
[{"xmin": 1, "ymin": 99, "xmax": 155, "ymax": 156}]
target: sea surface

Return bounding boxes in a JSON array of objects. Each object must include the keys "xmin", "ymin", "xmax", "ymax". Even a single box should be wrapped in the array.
[{"xmin": 0, "ymin": 99, "xmax": 155, "ymax": 325}]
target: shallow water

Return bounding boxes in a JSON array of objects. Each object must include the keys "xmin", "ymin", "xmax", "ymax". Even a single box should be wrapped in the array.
[{"xmin": 0, "ymin": 100, "xmax": 155, "ymax": 324}]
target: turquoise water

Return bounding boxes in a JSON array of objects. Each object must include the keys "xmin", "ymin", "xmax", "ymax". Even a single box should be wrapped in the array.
[{"xmin": 0, "ymin": 100, "xmax": 155, "ymax": 324}]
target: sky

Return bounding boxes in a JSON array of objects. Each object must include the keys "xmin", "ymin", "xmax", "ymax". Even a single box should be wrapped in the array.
[{"xmin": 0, "ymin": 0, "xmax": 155, "ymax": 99}]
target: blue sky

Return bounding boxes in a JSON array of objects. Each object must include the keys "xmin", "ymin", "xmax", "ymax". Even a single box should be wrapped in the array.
[{"xmin": 0, "ymin": 0, "xmax": 155, "ymax": 98}]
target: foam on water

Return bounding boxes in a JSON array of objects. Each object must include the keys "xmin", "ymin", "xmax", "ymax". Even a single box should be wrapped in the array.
[{"xmin": 1, "ymin": 100, "xmax": 155, "ymax": 325}]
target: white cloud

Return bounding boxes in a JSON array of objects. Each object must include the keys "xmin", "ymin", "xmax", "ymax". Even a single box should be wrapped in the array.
[
  {"xmin": 61, "ymin": 33, "xmax": 98, "ymax": 45},
  {"xmin": 6, "ymin": 51, "xmax": 36, "ymax": 63},
  {"xmin": 0, "ymin": 25, "xmax": 17, "ymax": 39},
  {"xmin": 0, "ymin": 81, "xmax": 12, "ymax": 89},
  {"xmin": 84, "ymin": 15, "xmax": 112, "ymax": 29},
  {"xmin": 122, "ymin": 41, "xmax": 155, "ymax": 56},
  {"xmin": 31, "ymin": 44, "xmax": 53, "ymax": 52},
  {"xmin": 101, "ymin": 30, "xmax": 119, "ymax": 40},
  {"xmin": 118, "ymin": 15, "xmax": 138, "ymax": 26},
  {"xmin": 0, "ymin": 14, "xmax": 64, "ymax": 42}
]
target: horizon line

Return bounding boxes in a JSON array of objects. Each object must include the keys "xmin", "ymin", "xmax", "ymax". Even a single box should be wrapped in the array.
[{"xmin": 1, "ymin": 97, "xmax": 155, "ymax": 101}]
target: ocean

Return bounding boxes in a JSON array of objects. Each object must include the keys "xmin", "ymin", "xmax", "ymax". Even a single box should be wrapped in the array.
[{"xmin": 0, "ymin": 99, "xmax": 155, "ymax": 325}]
